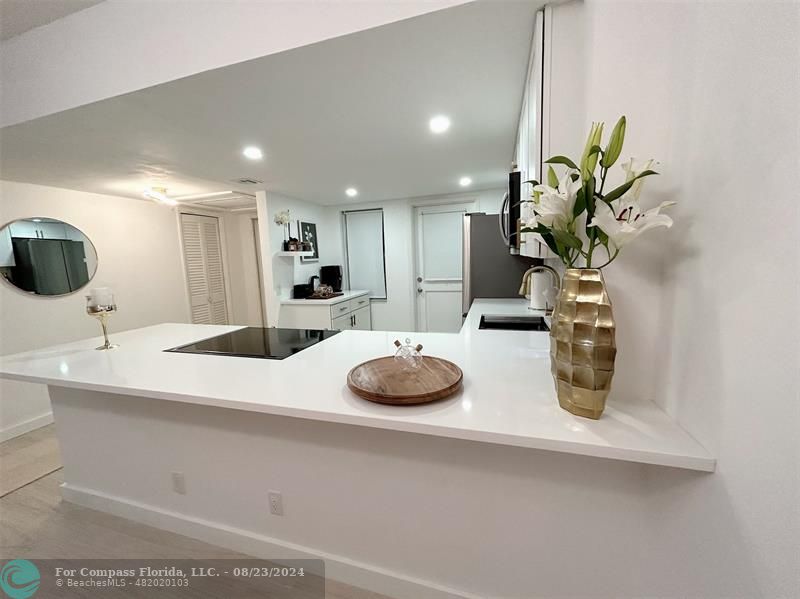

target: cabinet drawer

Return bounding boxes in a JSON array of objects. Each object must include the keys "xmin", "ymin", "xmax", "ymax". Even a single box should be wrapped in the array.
[
  {"xmin": 351, "ymin": 295, "xmax": 370, "ymax": 311},
  {"xmin": 330, "ymin": 300, "xmax": 353, "ymax": 319}
]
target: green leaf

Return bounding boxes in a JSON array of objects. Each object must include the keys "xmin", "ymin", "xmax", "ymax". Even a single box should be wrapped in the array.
[
  {"xmin": 544, "ymin": 155, "xmax": 579, "ymax": 170},
  {"xmin": 602, "ymin": 169, "xmax": 659, "ymax": 203},
  {"xmin": 600, "ymin": 115, "xmax": 626, "ymax": 168},
  {"xmin": 539, "ymin": 231, "xmax": 561, "ymax": 256},
  {"xmin": 523, "ymin": 225, "xmax": 567, "ymax": 259},
  {"xmin": 523, "ymin": 179, "xmax": 540, "ymax": 186},
  {"xmin": 588, "ymin": 145, "xmax": 603, "ymax": 157},
  {"xmin": 583, "ymin": 175, "xmax": 596, "ymax": 219},
  {"xmin": 573, "ymin": 187, "xmax": 586, "ymax": 218},
  {"xmin": 547, "ymin": 166, "xmax": 559, "ymax": 188},
  {"xmin": 551, "ymin": 229, "xmax": 583, "ymax": 250}
]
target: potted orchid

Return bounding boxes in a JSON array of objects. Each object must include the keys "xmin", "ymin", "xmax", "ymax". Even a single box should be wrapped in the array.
[
  {"xmin": 274, "ymin": 209, "xmax": 295, "ymax": 251},
  {"xmin": 521, "ymin": 116, "xmax": 675, "ymax": 419}
]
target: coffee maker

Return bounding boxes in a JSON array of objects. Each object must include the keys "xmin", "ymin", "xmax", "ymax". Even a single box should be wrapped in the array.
[{"xmin": 320, "ymin": 265, "xmax": 343, "ymax": 292}]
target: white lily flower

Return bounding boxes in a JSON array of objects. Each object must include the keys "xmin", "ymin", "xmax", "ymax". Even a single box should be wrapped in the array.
[
  {"xmin": 589, "ymin": 199, "xmax": 675, "ymax": 249},
  {"xmin": 520, "ymin": 214, "xmax": 538, "ymax": 231},
  {"xmin": 621, "ymin": 157, "xmax": 656, "ymax": 200},
  {"xmin": 532, "ymin": 174, "xmax": 581, "ymax": 230}
]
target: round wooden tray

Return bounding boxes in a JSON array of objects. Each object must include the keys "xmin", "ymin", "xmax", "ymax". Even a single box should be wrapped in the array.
[{"xmin": 347, "ymin": 356, "xmax": 463, "ymax": 405}]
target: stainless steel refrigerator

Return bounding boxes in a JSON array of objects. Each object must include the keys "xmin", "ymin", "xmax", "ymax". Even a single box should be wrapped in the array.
[{"xmin": 462, "ymin": 213, "xmax": 538, "ymax": 317}]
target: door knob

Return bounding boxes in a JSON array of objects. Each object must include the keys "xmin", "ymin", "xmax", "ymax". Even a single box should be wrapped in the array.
[
  {"xmin": 416, "ymin": 277, "xmax": 422, "ymax": 282},
  {"xmin": 417, "ymin": 288, "xmax": 423, "ymax": 293}
]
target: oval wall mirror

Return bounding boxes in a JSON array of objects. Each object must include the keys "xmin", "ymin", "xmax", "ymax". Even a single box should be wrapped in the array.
[{"xmin": 0, "ymin": 217, "xmax": 98, "ymax": 296}]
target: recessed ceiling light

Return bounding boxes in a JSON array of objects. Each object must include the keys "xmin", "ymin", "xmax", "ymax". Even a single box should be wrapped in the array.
[
  {"xmin": 459, "ymin": 176, "xmax": 472, "ymax": 187},
  {"xmin": 429, "ymin": 115, "xmax": 451, "ymax": 134},
  {"xmin": 242, "ymin": 146, "xmax": 263, "ymax": 160},
  {"xmin": 345, "ymin": 187, "xmax": 358, "ymax": 198},
  {"xmin": 32, "ymin": 218, "xmax": 42, "ymax": 222},
  {"xmin": 143, "ymin": 187, "xmax": 177, "ymax": 206}
]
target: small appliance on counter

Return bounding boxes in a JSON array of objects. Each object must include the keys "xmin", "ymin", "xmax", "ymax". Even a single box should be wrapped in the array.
[
  {"xmin": 320, "ymin": 265, "xmax": 343, "ymax": 292},
  {"xmin": 293, "ymin": 276, "xmax": 321, "ymax": 299},
  {"xmin": 293, "ymin": 283, "xmax": 313, "ymax": 299}
]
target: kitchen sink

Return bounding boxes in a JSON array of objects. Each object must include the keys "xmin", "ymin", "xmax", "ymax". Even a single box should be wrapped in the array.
[{"xmin": 478, "ymin": 314, "xmax": 550, "ymax": 332}]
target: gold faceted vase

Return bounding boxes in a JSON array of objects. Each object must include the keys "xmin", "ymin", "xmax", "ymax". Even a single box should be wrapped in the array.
[{"xmin": 549, "ymin": 268, "xmax": 616, "ymax": 419}]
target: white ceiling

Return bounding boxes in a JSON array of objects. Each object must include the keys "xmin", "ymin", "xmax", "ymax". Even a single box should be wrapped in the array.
[
  {"xmin": 0, "ymin": 0, "xmax": 105, "ymax": 41},
  {"xmin": 0, "ymin": 0, "xmax": 540, "ymax": 206}
]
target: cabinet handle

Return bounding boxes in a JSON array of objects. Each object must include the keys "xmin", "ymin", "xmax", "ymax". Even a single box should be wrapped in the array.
[
  {"xmin": 357, "ymin": 299, "xmax": 366, "ymax": 305},
  {"xmin": 339, "ymin": 305, "xmax": 348, "ymax": 312},
  {"xmin": 351, "ymin": 315, "xmax": 355, "ymax": 327}
]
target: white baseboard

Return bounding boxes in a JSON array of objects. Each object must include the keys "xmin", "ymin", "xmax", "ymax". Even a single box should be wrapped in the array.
[
  {"xmin": 60, "ymin": 483, "xmax": 478, "ymax": 599},
  {"xmin": 0, "ymin": 411, "xmax": 53, "ymax": 442}
]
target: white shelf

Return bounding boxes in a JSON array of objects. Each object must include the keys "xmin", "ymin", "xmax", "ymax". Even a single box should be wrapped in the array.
[{"xmin": 275, "ymin": 251, "xmax": 313, "ymax": 257}]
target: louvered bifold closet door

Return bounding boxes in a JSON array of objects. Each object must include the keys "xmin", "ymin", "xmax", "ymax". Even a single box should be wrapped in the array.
[
  {"xmin": 180, "ymin": 214, "xmax": 228, "ymax": 325},
  {"xmin": 201, "ymin": 217, "xmax": 228, "ymax": 324}
]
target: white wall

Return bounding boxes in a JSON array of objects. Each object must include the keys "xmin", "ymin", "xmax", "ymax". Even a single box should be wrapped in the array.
[
  {"xmin": 0, "ymin": 180, "xmax": 190, "ymax": 440},
  {"xmin": 222, "ymin": 210, "xmax": 263, "ymax": 327},
  {"xmin": 540, "ymin": 1, "xmax": 799, "ymax": 596},
  {"xmin": 266, "ymin": 192, "xmax": 342, "ymax": 297},
  {"xmin": 324, "ymin": 188, "xmax": 504, "ymax": 331},
  {"xmin": 0, "ymin": 0, "xmax": 469, "ymax": 128},
  {"xmin": 254, "ymin": 191, "xmax": 344, "ymax": 326}
]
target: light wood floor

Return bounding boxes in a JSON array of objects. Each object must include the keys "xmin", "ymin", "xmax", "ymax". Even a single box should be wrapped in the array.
[
  {"xmin": 0, "ymin": 424, "xmax": 62, "ymax": 496},
  {"xmin": 0, "ymin": 427, "xmax": 393, "ymax": 599}
]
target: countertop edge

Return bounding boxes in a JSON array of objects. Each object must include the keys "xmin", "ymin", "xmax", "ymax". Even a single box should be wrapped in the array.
[{"xmin": 12, "ymin": 371, "xmax": 715, "ymax": 473}]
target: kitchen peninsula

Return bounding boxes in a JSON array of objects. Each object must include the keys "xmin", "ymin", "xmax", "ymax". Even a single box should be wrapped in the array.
[{"xmin": 0, "ymin": 299, "xmax": 713, "ymax": 598}]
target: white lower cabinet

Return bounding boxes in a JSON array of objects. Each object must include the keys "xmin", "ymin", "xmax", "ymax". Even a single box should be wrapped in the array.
[
  {"xmin": 279, "ymin": 292, "xmax": 372, "ymax": 331},
  {"xmin": 331, "ymin": 312, "xmax": 353, "ymax": 330},
  {"xmin": 351, "ymin": 305, "xmax": 371, "ymax": 330}
]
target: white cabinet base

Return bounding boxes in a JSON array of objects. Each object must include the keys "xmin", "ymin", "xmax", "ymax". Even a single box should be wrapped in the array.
[{"xmin": 279, "ymin": 291, "xmax": 371, "ymax": 331}]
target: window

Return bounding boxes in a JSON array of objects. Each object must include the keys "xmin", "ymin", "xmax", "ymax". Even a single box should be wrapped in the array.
[{"xmin": 342, "ymin": 209, "xmax": 387, "ymax": 299}]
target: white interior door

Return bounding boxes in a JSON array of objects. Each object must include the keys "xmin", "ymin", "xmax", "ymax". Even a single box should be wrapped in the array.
[
  {"xmin": 180, "ymin": 213, "xmax": 228, "ymax": 324},
  {"xmin": 415, "ymin": 202, "xmax": 474, "ymax": 332}
]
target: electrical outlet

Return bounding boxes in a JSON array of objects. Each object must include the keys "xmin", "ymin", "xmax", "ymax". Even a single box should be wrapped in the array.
[
  {"xmin": 268, "ymin": 491, "xmax": 283, "ymax": 516},
  {"xmin": 171, "ymin": 471, "xmax": 186, "ymax": 495}
]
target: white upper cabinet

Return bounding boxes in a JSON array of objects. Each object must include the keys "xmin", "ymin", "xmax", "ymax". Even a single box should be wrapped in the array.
[{"xmin": 515, "ymin": 10, "xmax": 555, "ymax": 261}]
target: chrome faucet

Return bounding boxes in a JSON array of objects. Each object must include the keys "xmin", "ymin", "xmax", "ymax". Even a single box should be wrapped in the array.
[{"xmin": 519, "ymin": 265, "xmax": 561, "ymax": 309}]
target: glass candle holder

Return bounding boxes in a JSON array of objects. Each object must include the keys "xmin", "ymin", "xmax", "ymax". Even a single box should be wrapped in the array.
[{"xmin": 86, "ymin": 292, "xmax": 118, "ymax": 350}]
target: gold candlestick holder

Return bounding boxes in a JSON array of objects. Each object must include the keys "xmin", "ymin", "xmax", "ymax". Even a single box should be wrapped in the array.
[{"xmin": 86, "ymin": 297, "xmax": 119, "ymax": 350}]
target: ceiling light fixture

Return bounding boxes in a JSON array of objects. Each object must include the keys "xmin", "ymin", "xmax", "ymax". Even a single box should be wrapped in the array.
[
  {"xmin": 174, "ymin": 190, "xmax": 233, "ymax": 201},
  {"xmin": 143, "ymin": 187, "xmax": 177, "ymax": 206},
  {"xmin": 32, "ymin": 218, "xmax": 42, "ymax": 223},
  {"xmin": 345, "ymin": 187, "xmax": 358, "ymax": 198},
  {"xmin": 459, "ymin": 176, "xmax": 472, "ymax": 187},
  {"xmin": 242, "ymin": 146, "xmax": 263, "ymax": 160},
  {"xmin": 429, "ymin": 115, "xmax": 451, "ymax": 134}
]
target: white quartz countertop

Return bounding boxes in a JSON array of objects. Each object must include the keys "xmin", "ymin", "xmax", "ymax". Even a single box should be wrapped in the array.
[
  {"xmin": 0, "ymin": 299, "xmax": 714, "ymax": 472},
  {"xmin": 280, "ymin": 289, "xmax": 369, "ymax": 305}
]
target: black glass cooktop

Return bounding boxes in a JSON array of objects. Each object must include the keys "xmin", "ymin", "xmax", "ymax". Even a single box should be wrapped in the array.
[{"xmin": 165, "ymin": 327, "xmax": 340, "ymax": 360}]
